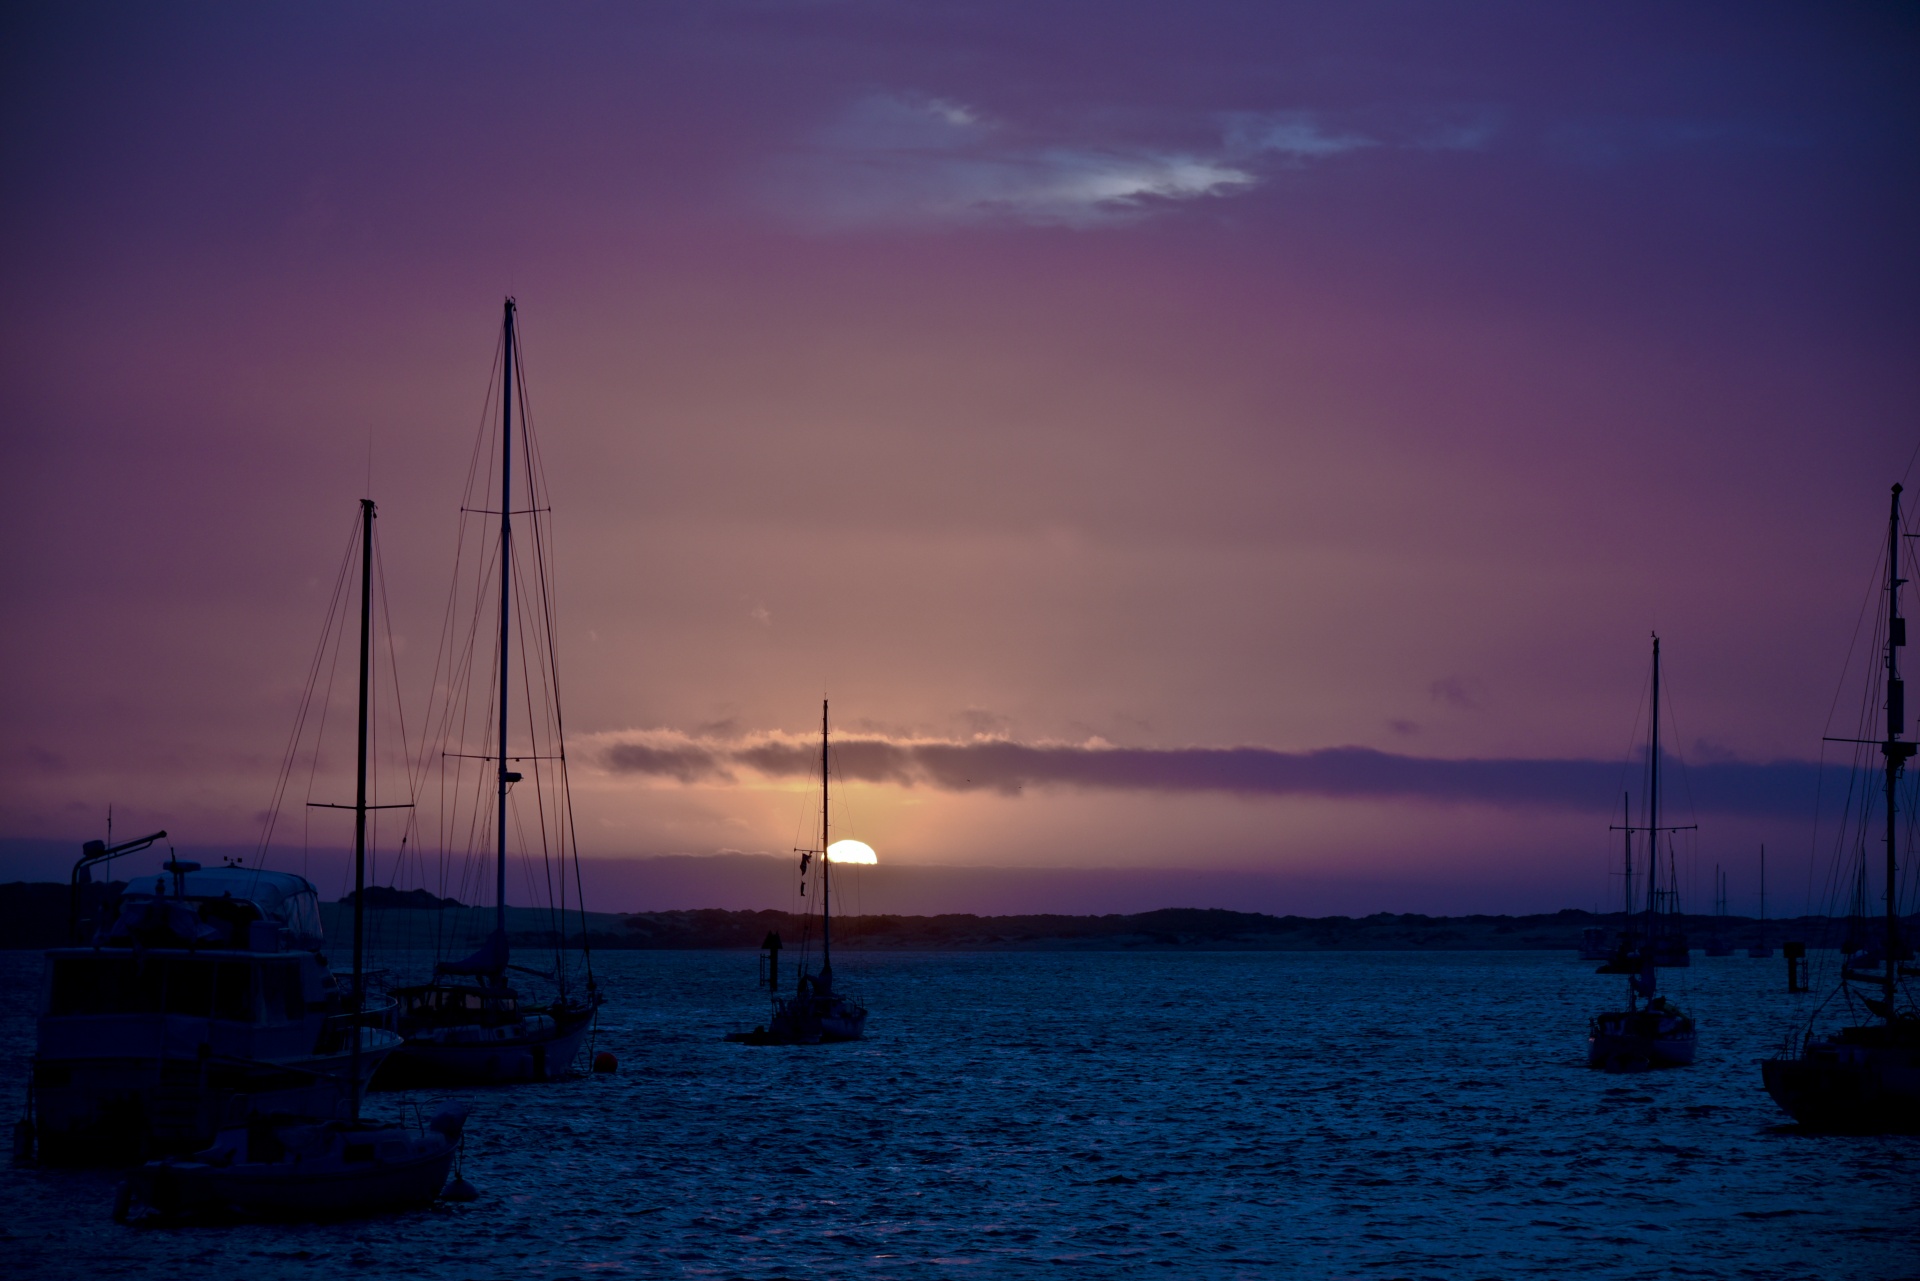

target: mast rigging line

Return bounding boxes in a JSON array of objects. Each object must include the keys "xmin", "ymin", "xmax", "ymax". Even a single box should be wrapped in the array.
[
  {"xmin": 500, "ymin": 345, "xmax": 585, "ymax": 987},
  {"xmin": 1806, "ymin": 521, "xmax": 1907, "ymax": 920},
  {"xmin": 255, "ymin": 509, "xmax": 361, "ymax": 872},
  {"xmin": 408, "ymin": 318, "xmax": 510, "ymax": 943},
  {"xmin": 507, "ymin": 315, "xmax": 596, "ymax": 992},
  {"xmin": 370, "ymin": 525, "xmax": 428, "ymax": 902},
  {"xmin": 509, "ymin": 545, "xmax": 567, "ymax": 986}
]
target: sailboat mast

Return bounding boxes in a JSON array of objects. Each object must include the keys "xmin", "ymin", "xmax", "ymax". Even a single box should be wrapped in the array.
[
  {"xmin": 1647, "ymin": 634, "xmax": 1661, "ymax": 938},
  {"xmin": 1883, "ymin": 483, "xmax": 1905, "ymax": 1018},
  {"xmin": 821, "ymin": 698, "xmax": 831, "ymax": 974},
  {"xmin": 496, "ymin": 298, "xmax": 515, "ymax": 947},
  {"xmin": 350, "ymin": 497, "xmax": 374, "ymax": 1120}
]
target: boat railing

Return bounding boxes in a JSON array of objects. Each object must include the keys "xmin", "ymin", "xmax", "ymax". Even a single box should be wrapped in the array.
[
  {"xmin": 332, "ymin": 995, "xmax": 400, "ymax": 1027},
  {"xmin": 317, "ymin": 997, "xmax": 400, "ymax": 1052}
]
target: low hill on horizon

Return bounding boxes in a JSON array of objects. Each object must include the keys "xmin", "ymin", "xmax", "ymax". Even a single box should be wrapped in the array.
[
  {"xmin": 3, "ymin": 881, "xmax": 1900, "ymax": 952},
  {"xmin": 592, "ymin": 906, "xmax": 1886, "ymax": 952}
]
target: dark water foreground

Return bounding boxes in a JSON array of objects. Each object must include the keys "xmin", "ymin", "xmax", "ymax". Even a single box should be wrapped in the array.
[{"xmin": 2, "ymin": 950, "xmax": 1915, "ymax": 1279}]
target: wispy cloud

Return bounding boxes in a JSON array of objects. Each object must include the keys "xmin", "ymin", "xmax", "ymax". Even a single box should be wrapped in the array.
[
  {"xmin": 1221, "ymin": 111, "xmax": 1374, "ymax": 160},
  {"xmin": 767, "ymin": 94, "xmax": 1388, "ymax": 230},
  {"xmin": 591, "ymin": 728, "xmax": 1818, "ymax": 817}
]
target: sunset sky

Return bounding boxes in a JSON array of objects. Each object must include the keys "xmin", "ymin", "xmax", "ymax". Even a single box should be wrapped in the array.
[{"xmin": 3, "ymin": 3, "xmax": 1916, "ymax": 915}]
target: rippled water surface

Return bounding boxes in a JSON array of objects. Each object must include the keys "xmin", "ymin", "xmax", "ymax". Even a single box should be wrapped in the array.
[{"xmin": 4, "ymin": 949, "xmax": 1917, "ymax": 1279}]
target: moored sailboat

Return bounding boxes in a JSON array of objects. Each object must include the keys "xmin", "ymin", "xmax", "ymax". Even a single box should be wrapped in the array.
[
  {"xmin": 1588, "ymin": 634, "xmax": 1698, "ymax": 1070},
  {"xmin": 1761, "ymin": 484, "xmax": 1920, "ymax": 1132},
  {"xmin": 728, "ymin": 700, "xmax": 870, "ymax": 1046},
  {"xmin": 380, "ymin": 299, "xmax": 598, "ymax": 1086}
]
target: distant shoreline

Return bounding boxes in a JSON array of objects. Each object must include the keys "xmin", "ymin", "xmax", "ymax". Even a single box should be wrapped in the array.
[
  {"xmin": 4, "ymin": 881, "xmax": 1901, "ymax": 952},
  {"xmin": 563, "ymin": 906, "xmax": 1901, "ymax": 953}
]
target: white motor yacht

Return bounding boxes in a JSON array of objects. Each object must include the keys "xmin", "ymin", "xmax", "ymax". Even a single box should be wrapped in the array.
[{"xmin": 31, "ymin": 857, "xmax": 398, "ymax": 1165}]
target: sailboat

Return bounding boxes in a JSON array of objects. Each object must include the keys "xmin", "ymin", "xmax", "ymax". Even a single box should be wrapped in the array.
[
  {"xmin": 1747, "ymin": 845, "xmax": 1774, "ymax": 959},
  {"xmin": 381, "ymin": 299, "xmax": 599, "ymax": 1087},
  {"xmin": 1761, "ymin": 484, "xmax": 1920, "ymax": 1132},
  {"xmin": 115, "ymin": 501, "xmax": 463, "ymax": 1219},
  {"xmin": 1588, "ymin": 634, "xmax": 1698, "ymax": 1070},
  {"xmin": 727, "ymin": 700, "xmax": 870, "ymax": 1046},
  {"xmin": 26, "ymin": 506, "xmax": 403, "ymax": 1166}
]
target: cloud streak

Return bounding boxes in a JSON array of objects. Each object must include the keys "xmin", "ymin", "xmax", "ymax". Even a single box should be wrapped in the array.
[
  {"xmin": 770, "ymin": 94, "xmax": 1386, "ymax": 230},
  {"xmin": 594, "ymin": 730, "xmax": 1821, "ymax": 818}
]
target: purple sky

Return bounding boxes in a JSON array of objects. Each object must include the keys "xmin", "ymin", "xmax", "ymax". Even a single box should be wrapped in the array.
[{"xmin": 2, "ymin": 3, "xmax": 1916, "ymax": 915}]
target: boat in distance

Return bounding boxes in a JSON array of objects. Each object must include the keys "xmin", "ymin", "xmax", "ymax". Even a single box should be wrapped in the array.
[
  {"xmin": 1588, "ymin": 633, "xmax": 1697, "ymax": 1071},
  {"xmin": 727, "ymin": 699, "xmax": 869, "ymax": 1046}
]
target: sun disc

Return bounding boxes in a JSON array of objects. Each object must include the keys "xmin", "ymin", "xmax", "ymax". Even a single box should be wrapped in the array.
[{"xmin": 826, "ymin": 839, "xmax": 877, "ymax": 864}]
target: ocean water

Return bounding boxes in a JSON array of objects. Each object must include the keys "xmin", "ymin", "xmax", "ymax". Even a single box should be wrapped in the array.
[{"xmin": 2, "ymin": 948, "xmax": 1916, "ymax": 1280}]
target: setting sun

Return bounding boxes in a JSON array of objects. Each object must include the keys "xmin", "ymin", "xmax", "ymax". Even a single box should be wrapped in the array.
[{"xmin": 826, "ymin": 839, "xmax": 877, "ymax": 864}]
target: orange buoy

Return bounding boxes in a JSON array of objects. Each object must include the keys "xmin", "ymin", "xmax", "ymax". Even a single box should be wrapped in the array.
[{"xmin": 592, "ymin": 1051, "xmax": 617, "ymax": 1073}]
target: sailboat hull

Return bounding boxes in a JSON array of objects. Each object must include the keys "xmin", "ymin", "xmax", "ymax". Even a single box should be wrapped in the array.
[
  {"xmin": 1588, "ymin": 1009, "xmax": 1696, "ymax": 1070},
  {"xmin": 727, "ymin": 992, "xmax": 868, "ymax": 1046},
  {"xmin": 820, "ymin": 1009, "xmax": 867, "ymax": 1042},
  {"xmin": 1761, "ymin": 1030, "xmax": 1920, "ymax": 1133},
  {"xmin": 377, "ymin": 1006, "xmax": 594, "ymax": 1087}
]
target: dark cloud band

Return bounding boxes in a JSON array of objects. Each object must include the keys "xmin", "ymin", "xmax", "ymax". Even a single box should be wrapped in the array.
[{"xmin": 600, "ymin": 736, "xmax": 1824, "ymax": 817}]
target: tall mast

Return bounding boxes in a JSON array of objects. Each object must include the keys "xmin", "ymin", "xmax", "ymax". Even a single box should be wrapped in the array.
[
  {"xmin": 820, "ymin": 698, "xmax": 831, "ymax": 977},
  {"xmin": 350, "ymin": 497, "xmax": 374, "ymax": 1120},
  {"xmin": 1647, "ymin": 634, "xmax": 1661, "ymax": 939},
  {"xmin": 496, "ymin": 298, "xmax": 515, "ymax": 948},
  {"xmin": 1883, "ymin": 484, "xmax": 1906, "ymax": 1019}
]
